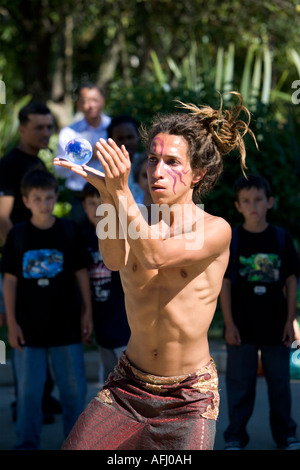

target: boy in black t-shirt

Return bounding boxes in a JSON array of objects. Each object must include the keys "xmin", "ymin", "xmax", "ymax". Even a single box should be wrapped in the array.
[
  {"xmin": 0, "ymin": 101, "xmax": 56, "ymax": 422},
  {"xmin": 2, "ymin": 169, "xmax": 93, "ymax": 450},
  {"xmin": 219, "ymin": 174, "xmax": 300, "ymax": 450},
  {"xmin": 81, "ymin": 183, "xmax": 130, "ymax": 383}
]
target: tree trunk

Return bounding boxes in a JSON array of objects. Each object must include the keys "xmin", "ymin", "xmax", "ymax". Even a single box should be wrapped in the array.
[{"xmin": 96, "ymin": 30, "xmax": 123, "ymax": 93}]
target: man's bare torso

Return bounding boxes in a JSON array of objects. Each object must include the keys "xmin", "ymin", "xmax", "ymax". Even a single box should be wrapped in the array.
[{"xmin": 121, "ymin": 241, "xmax": 229, "ymax": 377}]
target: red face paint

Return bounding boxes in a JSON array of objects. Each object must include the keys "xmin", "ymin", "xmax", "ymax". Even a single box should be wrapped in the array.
[
  {"xmin": 165, "ymin": 167, "xmax": 189, "ymax": 194},
  {"xmin": 151, "ymin": 136, "xmax": 164, "ymax": 156},
  {"xmin": 150, "ymin": 135, "xmax": 190, "ymax": 195}
]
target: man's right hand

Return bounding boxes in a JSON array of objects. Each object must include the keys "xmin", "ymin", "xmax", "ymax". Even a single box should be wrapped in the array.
[
  {"xmin": 8, "ymin": 323, "xmax": 25, "ymax": 350},
  {"xmin": 225, "ymin": 323, "xmax": 241, "ymax": 345},
  {"xmin": 95, "ymin": 138, "xmax": 131, "ymax": 197},
  {"xmin": 53, "ymin": 158, "xmax": 108, "ymax": 195}
]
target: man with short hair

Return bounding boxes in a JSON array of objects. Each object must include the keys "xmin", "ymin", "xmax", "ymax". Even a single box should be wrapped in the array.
[
  {"xmin": 0, "ymin": 101, "xmax": 54, "ymax": 245},
  {"xmin": 55, "ymin": 83, "xmax": 111, "ymax": 222}
]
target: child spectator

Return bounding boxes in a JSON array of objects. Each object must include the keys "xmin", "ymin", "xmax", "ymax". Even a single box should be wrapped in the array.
[
  {"xmin": 81, "ymin": 182, "xmax": 130, "ymax": 383},
  {"xmin": 132, "ymin": 153, "xmax": 152, "ymax": 206},
  {"xmin": 219, "ymin": 174, "xmax": 300, "ymax": 450},
  {"xmin": 2, "ymin": 169, "xmax": 93, "ymax": 449}
]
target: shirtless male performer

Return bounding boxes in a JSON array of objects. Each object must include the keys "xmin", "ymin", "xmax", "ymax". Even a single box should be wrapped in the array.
[{"xmin": 54, "ymin": 92, "xmax": 255, "ymax": 450}]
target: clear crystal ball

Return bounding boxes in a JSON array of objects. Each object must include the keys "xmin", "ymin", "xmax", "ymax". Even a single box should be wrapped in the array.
[{"xmin": 64, "ymin": 138, "xmax": 93, "ymax": 165}]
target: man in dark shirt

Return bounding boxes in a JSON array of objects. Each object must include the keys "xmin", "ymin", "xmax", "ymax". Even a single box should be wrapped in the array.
[
  {"xmin": 0, "ymin": 101, "xmax": 53, "ymax": 244},
  {"xmin": 0, "ymin": 101, "xmax": 60, "ymax": 422}
]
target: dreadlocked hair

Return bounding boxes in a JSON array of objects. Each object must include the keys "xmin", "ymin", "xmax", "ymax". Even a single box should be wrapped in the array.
[{"xmin": 141, "ymin": 92, "xmax": 257, "ymax": 202}]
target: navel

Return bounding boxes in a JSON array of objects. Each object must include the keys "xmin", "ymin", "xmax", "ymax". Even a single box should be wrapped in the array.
[
  {"xmin": 152, "ymin": 349, "xmax": 158, "ymax": 358},
  {"xmin": 132, "ymin": 263, "xmax": 137, "ymax": 272},
  {"xmin": 180, "ymin": 269, "xmax": 188, "ymax": 278}
]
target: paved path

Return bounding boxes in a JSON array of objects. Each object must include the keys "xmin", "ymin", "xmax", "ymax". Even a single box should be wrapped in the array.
[{"xmin": 0, "ymin": 342, "xmax": 299, "ymax": 451}]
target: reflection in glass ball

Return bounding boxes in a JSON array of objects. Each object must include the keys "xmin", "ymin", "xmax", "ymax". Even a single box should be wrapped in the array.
[{"xmin": 65, "ymin": 138, "xmax": 93, "ymax": 165}]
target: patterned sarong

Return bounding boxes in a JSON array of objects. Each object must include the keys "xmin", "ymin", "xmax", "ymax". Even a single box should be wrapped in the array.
[{"xmin": 62, "ymin": 352, "xmax": 219, "ymax": 450}]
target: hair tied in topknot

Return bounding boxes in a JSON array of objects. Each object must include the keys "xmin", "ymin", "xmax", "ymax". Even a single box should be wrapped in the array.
[{"xmin": 175, "ymin": 91, "xmax": 258, "ymax": 176}]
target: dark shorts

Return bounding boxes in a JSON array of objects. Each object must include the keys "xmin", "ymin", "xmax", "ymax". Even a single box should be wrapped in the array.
[{"xmin": 62, "ymin": 352, "xmax": 219, "ymax": 450}]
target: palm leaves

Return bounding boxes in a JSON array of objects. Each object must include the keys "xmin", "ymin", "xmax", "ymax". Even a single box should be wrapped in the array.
[{"xmin": 149, "ymin": 39, "xmax": 298, "ymax": 110}]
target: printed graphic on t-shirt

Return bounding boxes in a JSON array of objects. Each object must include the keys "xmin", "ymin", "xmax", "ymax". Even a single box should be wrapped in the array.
[
  {"xmin": 239, "ymin": 253, "xmax": 281, "ymax": 282},
  {"xmin": 88, "ymin": 249, "xmax": 112, "ymax": 302},
  {"xmin": 23, "ymin": 249, "xmax": 63, "ymax": 279}
]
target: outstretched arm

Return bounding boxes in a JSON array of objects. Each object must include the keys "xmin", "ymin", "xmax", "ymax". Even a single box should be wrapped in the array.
[
  {"xmin": 53, "ymin": 157, "xmax": 128, "ymax": 270},
  {"xmin": 96, "ymin": 138, "xmax": 231, "ymax": 269}
]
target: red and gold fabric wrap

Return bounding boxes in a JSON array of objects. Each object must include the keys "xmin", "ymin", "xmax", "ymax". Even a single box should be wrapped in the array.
[{"xmin": 62, "ymin": 352, "xmax": 219, "ymax": 450}]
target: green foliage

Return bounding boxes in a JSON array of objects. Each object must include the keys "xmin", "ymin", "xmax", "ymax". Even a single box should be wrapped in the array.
[
  {"xmin": 0, "ymin": 0, "xmax": 299, "ymax": 246},
  {"xmin": 1, "ymin": 1, "xmax": 300, "ymax": 101},
  {"xmin": 106, "ymin": 79, "xmax": 217, "ymax": 126},
  {"xmin": 0, "ymin": 95, "xmax": 31, "ymax": 155},
  {"xmin": 53, "ymin": 200, "xmax": 72, "ymax": 218},
  {"xmin": 203, "ymin": 101, "xmax": 300, "ymax": 244},
  {"xmin": 38, "ymin": 134, "xmax": 59, "ymax": 171},
  {"xmin": 141, "ymin": 43, "xmax": 300, "ymax": 244},
  {"xmin": 106, "ymin": 78, "xmax": 300, "ymax": 245},
  {"xmin": 148, "ymin": 39, "xmax": 296, "ymax": 110}
]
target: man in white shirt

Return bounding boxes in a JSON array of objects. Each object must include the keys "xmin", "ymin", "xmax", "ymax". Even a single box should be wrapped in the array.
[{"xmin": 55, "ymin": 83, "xmax": 111, "ymax": 222}]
